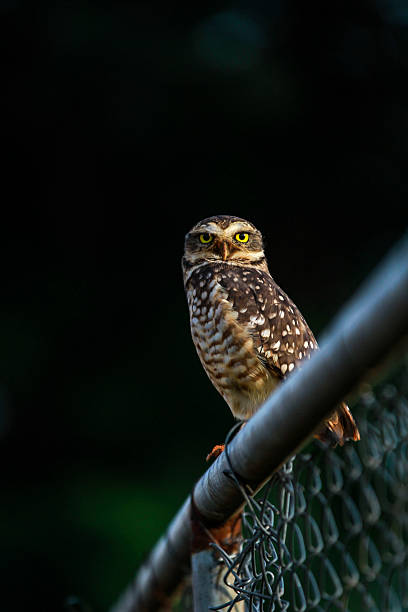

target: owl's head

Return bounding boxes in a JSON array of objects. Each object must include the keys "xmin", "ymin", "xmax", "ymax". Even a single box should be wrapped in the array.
[{"xmin": 183, "ymin": 215, "xmax": 267, "ymax": 272}]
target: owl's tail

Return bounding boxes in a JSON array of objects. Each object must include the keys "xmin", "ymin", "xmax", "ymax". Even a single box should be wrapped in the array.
[{"xmin": 315, "ymin": 402, "xmax": 360, "ymax": 447}]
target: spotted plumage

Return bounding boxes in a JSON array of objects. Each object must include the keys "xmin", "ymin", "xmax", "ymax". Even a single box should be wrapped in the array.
[{"xmin": 182, "ymin": 215, "xmax": 360, "ymax": 446}]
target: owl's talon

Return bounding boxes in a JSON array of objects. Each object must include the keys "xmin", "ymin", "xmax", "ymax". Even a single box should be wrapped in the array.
[{"xmin": 206, "ymin": 444, "xmax": 225, "ymax": 463}]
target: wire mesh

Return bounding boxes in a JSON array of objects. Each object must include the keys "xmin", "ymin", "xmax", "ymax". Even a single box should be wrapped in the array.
[{"xmin": 176, "ymin": 353, "xmax": 408, "ymax": 611}]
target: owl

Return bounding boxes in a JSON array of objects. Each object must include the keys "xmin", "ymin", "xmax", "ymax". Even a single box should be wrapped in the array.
[{"xmin": 182, "ymin": 215, "xmax": 360, "ymax": 447}]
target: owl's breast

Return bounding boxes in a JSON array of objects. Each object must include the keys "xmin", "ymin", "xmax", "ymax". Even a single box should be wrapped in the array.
[{"xmin": 186, "ymin": 265, "xmax": 279, "ymax": 418}]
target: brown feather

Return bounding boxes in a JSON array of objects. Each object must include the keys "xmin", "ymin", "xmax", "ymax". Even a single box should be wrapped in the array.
[{"xmin": 183, "ymin": 215, "xmax": 360, "ymax": 448}]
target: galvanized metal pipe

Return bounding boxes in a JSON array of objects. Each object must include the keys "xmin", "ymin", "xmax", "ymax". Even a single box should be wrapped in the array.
[{"xmin": 109, "ymin": 233, "xmax": 408, "ymax": 612}]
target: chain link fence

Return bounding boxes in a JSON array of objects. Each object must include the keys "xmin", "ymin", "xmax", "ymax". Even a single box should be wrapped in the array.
[{"xmin": 175, "ymin": 353, "xmax": 408, "ymax": 611}]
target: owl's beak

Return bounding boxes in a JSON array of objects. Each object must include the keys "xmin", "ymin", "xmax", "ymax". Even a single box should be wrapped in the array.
[{"xmin": 215, "ymin": 240, "xmax": 229, "ymax": 261}]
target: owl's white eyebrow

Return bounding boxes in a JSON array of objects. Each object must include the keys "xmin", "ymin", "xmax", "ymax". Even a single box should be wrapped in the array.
[
  {"xmin": 194, "ymin": 222, "xmax": 254, "ymax": 235},
  {"xmin": 194, "ymin": 223, "xmax": 221, "ymax": 233},
  {"xmin": 226, "ymin": 223, "xmax": 253, "ymax": 234}
]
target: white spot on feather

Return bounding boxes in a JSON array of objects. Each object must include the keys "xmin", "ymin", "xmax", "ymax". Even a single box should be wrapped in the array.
[{"xmin": 250, "ymin": 314, "xmax": 265, "ymax": 325}]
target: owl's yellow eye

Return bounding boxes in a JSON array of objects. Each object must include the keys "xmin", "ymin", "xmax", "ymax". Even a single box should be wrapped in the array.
[
  {"xmin": 235, "ymin": 232, "xmax": 249, "ymax": 243},
  {"xmin": 199, "ymin": 233, "xmax": 213, "ymax": 244}
]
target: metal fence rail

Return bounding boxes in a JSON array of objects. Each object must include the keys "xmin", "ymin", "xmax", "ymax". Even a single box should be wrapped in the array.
[
  {"xmin": 110, "ymin": 233, "xmax": 408, "ymax": 612},
  {"xmin": 200, "ymin": 357, "xmax": 408, "ymax": 610}
]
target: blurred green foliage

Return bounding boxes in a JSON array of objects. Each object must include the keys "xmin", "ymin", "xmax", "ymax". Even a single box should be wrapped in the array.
[{"xmin": 1, "ymin": 0, "xmax": 407, "ymax": 610}]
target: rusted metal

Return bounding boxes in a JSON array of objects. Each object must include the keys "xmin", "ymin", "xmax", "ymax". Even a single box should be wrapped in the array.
[
  {"xmin": 191, "ymin": 499, "xmax": 243, "ymax": 612},
  {"xmin": 191, "ymin": 492, "xmax": 242, "ymax": 556}
]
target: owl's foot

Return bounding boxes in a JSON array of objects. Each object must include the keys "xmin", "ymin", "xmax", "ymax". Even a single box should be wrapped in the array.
[{"xmin": 206, "ymin": 444, "xmax": 225, "ymax": 463}]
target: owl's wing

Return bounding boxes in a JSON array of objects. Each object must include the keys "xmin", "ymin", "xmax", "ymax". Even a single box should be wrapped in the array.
[
  {"xmin": 218, "ymin": 266, "xmax": 360, "ymax": 447},
  {"xmin": 218, "ymin": 267, "xmax": 318, "ymax": 379}
]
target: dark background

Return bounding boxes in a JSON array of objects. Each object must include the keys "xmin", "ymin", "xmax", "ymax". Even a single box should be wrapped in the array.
[{"xmin": 1, "ymin": 0, "xmax": 407, "ymax": 610}]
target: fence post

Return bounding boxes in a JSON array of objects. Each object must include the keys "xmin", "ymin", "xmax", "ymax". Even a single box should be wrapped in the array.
[{"xmin": 191, "ymin": 507, "xmax": 244, "ymax": 611}]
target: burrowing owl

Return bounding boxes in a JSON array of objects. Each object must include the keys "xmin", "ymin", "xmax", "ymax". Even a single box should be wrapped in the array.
[{"xmin": 182, "ymin": 215, "xmax": 360, "ymax": 447}]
